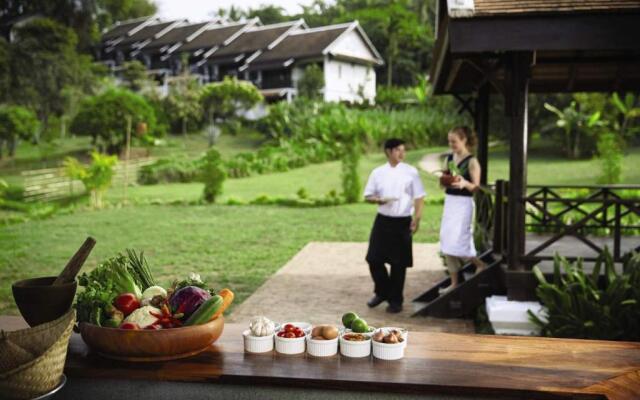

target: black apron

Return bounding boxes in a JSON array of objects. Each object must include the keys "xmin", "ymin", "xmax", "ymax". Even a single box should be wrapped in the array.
[{"xmin": 365, "ymin": 214, "xmax": 413, "ymax": 268}]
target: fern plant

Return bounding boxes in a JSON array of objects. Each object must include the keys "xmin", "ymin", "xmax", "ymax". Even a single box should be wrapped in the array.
[{"xmin": 529, "ymin": 248, "xmax": 640, "ymax": 341}]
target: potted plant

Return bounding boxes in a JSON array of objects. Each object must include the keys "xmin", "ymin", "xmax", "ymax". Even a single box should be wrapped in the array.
[{"xmin": 439, "ymin": 160, "xmax": 464, "ymax": 187}]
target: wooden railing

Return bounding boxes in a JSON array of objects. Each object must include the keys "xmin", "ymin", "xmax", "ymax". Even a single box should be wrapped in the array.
[
  {"xmin": 493, "ymin": 181, "xmax": 640, "ymax": 265},
  {"xmin": 22, "ymin": 158, "xmax": 156, "ymax": 202}
]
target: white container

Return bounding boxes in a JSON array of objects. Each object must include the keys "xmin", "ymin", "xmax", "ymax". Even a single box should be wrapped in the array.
[
  {"xmin": 372, "ymin": 340, "xmax": 405, "ymax": 360},
  {"xmin": 275, "ymin": 334, "xmax": 306, "ymax": 355},
  {"xmin": 377, "ymin": 327, "xmax": 409, "ymax": 346},
  {"xmin": 306, "ymin": 336, "xmax": 338, "ymax": 357},
  {"xmin": 242, "ymin": 330, "xmax": 274, "ymax": 353},
  {"xmin": 485, "ymin": 295, "xmax": 544, "ymax": 336},
  {"xmin": 339, "ymin": 334, "xmax": 371, "ymax": 358}
]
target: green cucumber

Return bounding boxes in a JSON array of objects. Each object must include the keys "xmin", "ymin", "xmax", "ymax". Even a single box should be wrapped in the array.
[{"xmin": 185, "ymin": 295, "xmax": 223, "ymax": 326}]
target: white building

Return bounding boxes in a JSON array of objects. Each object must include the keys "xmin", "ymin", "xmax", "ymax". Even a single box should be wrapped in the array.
[{"xmin": 99, "ymin": 18, "xmax": 384, "ymax": 104}]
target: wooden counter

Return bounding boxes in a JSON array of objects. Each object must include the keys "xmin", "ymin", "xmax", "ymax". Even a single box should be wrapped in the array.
[{"xmin": 2, "ymin": 317, "xmax": 640, "ymax": 399}]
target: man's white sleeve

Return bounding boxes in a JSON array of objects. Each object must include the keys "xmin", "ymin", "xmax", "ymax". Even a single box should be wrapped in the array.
[
  {"xmin": 363, "ymin": 170, "xmax": 377, "ymax": 197},
  {"xmin": 412, "ymin": 170, "xmax": 426, "ymax": 199}
]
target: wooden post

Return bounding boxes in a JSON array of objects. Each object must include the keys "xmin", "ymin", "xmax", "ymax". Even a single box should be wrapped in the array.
[
  {"xmin": 474, "ymin": 84, "xmax": 490, "ymax": 185},
  {"xmin": 504, "ymin": 52, "xmax": 532, "ymax": 273},
  {"xmin": 124, "ymin": 116, "xmax": 132, "ymax": 205},
  {"xmin": 493, "ymin": 179, "xmax": 505, "ymax": 254}
]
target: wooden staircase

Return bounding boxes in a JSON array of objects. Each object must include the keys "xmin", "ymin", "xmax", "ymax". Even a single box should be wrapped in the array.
[{"xmin": 412, "ymin": 250, "xmax": 506, "ymax": 318}]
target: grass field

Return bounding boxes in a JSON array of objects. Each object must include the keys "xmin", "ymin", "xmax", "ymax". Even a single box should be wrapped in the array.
[
  {"xmin": 0, "ymin": 203, "xmax": 444, "ymax": 315},
  {"xmin": 0, "ymin": 132, "xmax": 265, "ymax": 185},
  {"xmin": 105, "ymin": 147, "xmax": 446, "ymax": 204},
  {"xmin": 2, "ymin": 135, "xmax": 639, "ymax": 316}
]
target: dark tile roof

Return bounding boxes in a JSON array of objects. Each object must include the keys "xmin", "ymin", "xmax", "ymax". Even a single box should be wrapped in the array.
[
  {"xmin": 209, "ymin": 24, "xmax": 296, "ymax": 60},
  {"xmin": 177, "ymin": 23, "xmax": 247, "ymax": 52},
  {"xmin": 250, "ymin": 25, "xmax": 349, "ymax": 65},
  {"xmin": 459, "ymin": 0, "xmax": 640, "ymax": 17},
  {"xmin": 117, "ymin": 21, "xmax": 176, "ymax": 46},
  {"xmin": 143, "ymin": 22, "xmax": 209, "ymax": 50},
  {"xmin": 102, "ymin": 18, "xmax": 150, "ymax": 41}
]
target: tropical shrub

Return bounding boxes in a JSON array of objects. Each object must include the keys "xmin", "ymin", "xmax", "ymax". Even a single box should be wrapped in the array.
[
  {"xmin": 138, "ymin": 157, "xmax": 199, "ymax": 185},
  {"xmin": 529, "ymin": 249, "xmax": 640, "ymax": 341},
  {"xmin": 297, "ymin": 63, "xmax": 324, "ymax": 100},
  {"xmin": 597, "ymin": 132, "xmax": 623, "ymax": 184},
  {"xmin": 199, "ymin": 148, "xmax": 226, "ymax": 203},
  {"xmin": 0, "ymin": 105, "xmax": 40, "ymax": 158},
  {"xmin": 200, "ymin": 77, "xmax": 263, "ymax": 144},
  {"xmin": 63, "ymin": 151, "xmax": 118, "ymax": 208},
  {"xmin": 71, "ymin": 87, "xmax": 157, "ymax": 154}
]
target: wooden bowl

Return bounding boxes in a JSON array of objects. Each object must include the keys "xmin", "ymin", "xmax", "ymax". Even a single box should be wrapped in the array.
[
  {"xmin": 12, "ymin": 276, "xmax": 77, "ymax": 327},
  {"xmin": 79, "ymin": 316, "xmax": 224, "ymax": 362}
]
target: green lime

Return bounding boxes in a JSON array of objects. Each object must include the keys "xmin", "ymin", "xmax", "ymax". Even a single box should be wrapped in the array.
[
  {"xmin": 351, "ymin": 318, "xmax": 369, "ymax": 333},
  {"xmin": 342, "ymin": 312, "xmax": 358, "ymax": 328}
]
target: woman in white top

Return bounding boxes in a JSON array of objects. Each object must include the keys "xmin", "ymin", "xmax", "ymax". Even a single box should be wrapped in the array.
[{"xmin": 439, "ymin": 126, "xmax": 484, "ymax": 294}]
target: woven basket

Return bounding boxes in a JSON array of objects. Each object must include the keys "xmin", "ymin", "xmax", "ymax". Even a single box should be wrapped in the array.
[{"xmin": 0, "ymin": 309, "xmax": 75, "ymax": 400}]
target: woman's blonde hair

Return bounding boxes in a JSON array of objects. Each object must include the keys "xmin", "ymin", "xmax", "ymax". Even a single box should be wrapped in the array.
[{"xmin": 449, "ymin": 126, "xmax": 477, "ymax": 150}]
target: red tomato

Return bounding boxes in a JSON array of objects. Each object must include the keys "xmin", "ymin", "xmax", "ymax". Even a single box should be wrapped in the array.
[
  {"xmin": 120, "ymin": 322, "xmax": 139, "ymax": 330},
  {"xmin": 277, "ymin": 332, "xmax": 285, "ymax": 337},
  {"xmin": 285, "ymin": 331, "xmax": 296, "ymax": 339},
  {"xmin": 284, "ymin": 324, "xmax": 295, "ymax": 332},
  {"xmin": 296, "ymin": 331, "xmax": 305, "ymax": 338},
  {"xmin": 114, "ymin": 293, "xmax": 140, "ymax": 316}
]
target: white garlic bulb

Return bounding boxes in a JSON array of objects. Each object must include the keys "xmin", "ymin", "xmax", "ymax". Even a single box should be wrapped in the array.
[{"xmin": 249, "ymin": 316, "xmax": 276, "ymax": 337}]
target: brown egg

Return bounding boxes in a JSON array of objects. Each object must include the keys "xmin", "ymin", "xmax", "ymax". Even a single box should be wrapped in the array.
[
  {"xmin": 373, "ymin": 331, "xmax": 385, "ymax": 342},
  {"xmin": 312, "ymin": 335, "xmax": 325, "ymax": 340},
  {"xmin": 322, "ymin": 325, "xmax": 339, "ymax": 340}
]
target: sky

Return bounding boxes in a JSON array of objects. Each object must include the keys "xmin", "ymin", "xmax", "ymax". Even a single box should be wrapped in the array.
[{"xmin": 155, "ymin": 0, "xmax": 317, "ymax": 21}]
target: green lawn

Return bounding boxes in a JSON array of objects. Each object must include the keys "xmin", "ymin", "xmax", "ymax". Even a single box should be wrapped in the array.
[
  {"xmin": 0, "ymin": 131, "xmax": 265, "ymax": 185},
  {"xmin": 105, "ymin": 147, "xmax": 445, "ymax": 204},
  {"xmin": 0, "ymin": 203, "xmax": 443, "ymax": 315},
  {"xmin": 488, "ymin": 146, "xmax": 640, "ymax": 185}
]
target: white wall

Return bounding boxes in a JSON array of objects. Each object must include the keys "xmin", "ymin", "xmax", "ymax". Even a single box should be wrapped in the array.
[
  {"xmin": 323, "ymin": 57, "xmax": 376, "ymax": 104},
  {"xmin": 329, "ymin": 29, "xmax": 379, "ymax": 64}
]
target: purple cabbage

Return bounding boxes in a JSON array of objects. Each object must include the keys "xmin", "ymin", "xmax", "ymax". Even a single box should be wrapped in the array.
[{"xmin": 169, "ymin": 286, "xmax": 211, "ymax": 319}]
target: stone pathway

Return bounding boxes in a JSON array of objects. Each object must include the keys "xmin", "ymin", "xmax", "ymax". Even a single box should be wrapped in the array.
[
  {"xmin": 418, "ymin": 152, "xmax": 445, "ymax": 176},
  {"xmin": 229, "ymin": 242, "xmax": 474, "ymax": 333}
]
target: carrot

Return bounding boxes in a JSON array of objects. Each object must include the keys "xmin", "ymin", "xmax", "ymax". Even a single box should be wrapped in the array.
[{"xmin": 211, "ymin": 288, "xmax": 234, "ymax": 320}]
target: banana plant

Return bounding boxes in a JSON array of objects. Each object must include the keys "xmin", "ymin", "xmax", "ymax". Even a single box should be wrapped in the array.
[
  {"xmin": 610, "ymin": 93, "xmax": 640, "ymax": 139},
  {"xmin": 544, "ymin": 101, "xmax": 603, "ymax": 159}
]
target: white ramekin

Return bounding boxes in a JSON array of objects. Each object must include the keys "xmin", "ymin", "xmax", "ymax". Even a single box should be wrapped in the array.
[
  {"xmin": 306, "ymin": 336, "xmax": 338, "ymax": 357},
  {"xmin": 275, "ymin": 334, "xmax": 306, "ymax": 355},
  {"xmin": 243, "ymin": 330, "xmax": 274, "ymax": 353},
  {"xmin": 372, "ymin": 339, "xmax": 405, "ymax": 360},
  {"xmin": 378, "ymin": 327, "xmax": 409, "ymax": 346},
  {"xmin": 339, "ymin": 334, "xmax": 372, "ymax": 358}
]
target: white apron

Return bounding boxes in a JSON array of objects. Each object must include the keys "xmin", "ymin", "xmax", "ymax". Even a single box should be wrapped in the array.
[{"xmin": 440, "ymin": 194, "xmax": 477, "ymax": 258}]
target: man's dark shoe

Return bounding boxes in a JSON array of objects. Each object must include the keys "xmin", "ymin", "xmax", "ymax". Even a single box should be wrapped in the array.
[
  {"xmin": 367, "ymin": 295, "xmax": 386, "ymax": 308},
  {"xmin": 386, "ymin": 303, "xmax": 403, "ymax": 314}
]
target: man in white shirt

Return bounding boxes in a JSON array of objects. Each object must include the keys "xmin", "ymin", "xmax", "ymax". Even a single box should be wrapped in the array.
[{"xmin": 364, "ymin": 138, "xmax": 426, "ymax": 313}]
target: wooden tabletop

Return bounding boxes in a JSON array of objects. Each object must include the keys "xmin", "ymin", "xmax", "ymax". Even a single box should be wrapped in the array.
[{"xmin": 2, "ymin": 317, "xmax": 640, "ymax": 399}]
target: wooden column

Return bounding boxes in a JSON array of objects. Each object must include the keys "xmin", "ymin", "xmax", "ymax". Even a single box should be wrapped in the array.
[
  {"xmin": 504, "ymin": 52, "xmax": 532, "ymax": 274},
  {"xmin": 474, "ymin": 84, "xmax": 490, "ymax": 185}
]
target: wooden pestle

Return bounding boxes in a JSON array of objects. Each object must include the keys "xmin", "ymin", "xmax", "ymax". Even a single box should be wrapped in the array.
[{"xmin": 52, "ymin": 237, "xmax": 97, "ymax": 285}]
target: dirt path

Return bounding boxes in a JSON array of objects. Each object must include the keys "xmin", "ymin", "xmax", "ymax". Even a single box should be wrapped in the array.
[
  {"xmin": 229, "ymin": 242, "xmax": 474, "ymax": 333},
  {"xmin": 418, "ymin": 151, "xmax": 446, "ymax": 176}
]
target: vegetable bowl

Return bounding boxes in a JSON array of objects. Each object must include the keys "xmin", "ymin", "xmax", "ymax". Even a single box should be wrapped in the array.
[
  {"xmin": 74, "ymin": 249, "xmax": 234, "ymax": 361},
  {"xmin": 79, "ymin": 315, "xmax": 225, "ymax": 361}
]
